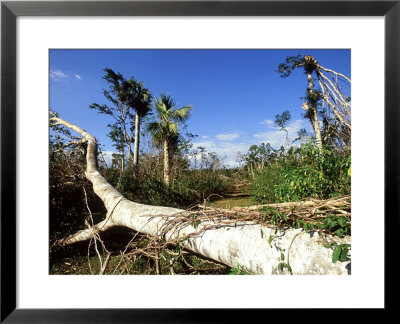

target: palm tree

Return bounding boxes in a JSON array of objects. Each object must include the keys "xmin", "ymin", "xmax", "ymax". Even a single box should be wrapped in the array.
[
  {"xmin": 124, "ymin": 79, "xmax": 152, "ymax": 170},
  {"xmin": 147, "ymin": 94, "xmax": 192, "ymax": 186}
]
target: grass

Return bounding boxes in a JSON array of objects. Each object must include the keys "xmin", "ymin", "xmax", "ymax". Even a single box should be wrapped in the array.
[
  {"xmin": 207, "ymin": 196, "xmax": 253, "ymax": 209},
  {"xmin": 207, "ymin": 181, "xmax": 254, "ymax": 209}
]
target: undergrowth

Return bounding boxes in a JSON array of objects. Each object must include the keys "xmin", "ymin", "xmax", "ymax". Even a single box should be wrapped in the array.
[{"xmin": 252, "ymin": 142, "xmax": 351, "ymax": 203}]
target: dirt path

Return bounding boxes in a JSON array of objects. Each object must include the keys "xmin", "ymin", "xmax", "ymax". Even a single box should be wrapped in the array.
[{"xmin": 208, "ymin": 180, "xmax": 253, "ymax": 209}]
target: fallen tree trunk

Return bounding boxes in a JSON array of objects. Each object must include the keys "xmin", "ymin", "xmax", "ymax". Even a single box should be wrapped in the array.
[{"xmin": 50, "ymin": 113, "xmax": 351, "ymax": 275}]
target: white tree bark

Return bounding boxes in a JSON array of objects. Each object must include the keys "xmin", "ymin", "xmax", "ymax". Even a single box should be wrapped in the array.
[
  {"xmin": 133, "ymin": 112, "xmax": 140, "ymax": 168},
  {"xmin": 307, "ymin": 72, "xmax": 324, "ymax": 153},
  {"xmin": 163, "ymin": 139, "xmax": 170, "ymax": 185},
  {"xmin": 50, "ymin": 114, "xmax": 351, "ymax": 275}
]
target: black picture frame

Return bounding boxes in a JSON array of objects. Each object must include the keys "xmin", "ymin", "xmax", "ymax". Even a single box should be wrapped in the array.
[{"xmin": 1, "ymin": 0, "xmax": 398, "ymax": 322}]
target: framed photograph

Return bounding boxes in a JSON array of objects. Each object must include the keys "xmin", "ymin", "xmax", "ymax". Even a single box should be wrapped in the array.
[{"xmin": 1, "ymin": 0, "xmax": 398, "ymax": 321}]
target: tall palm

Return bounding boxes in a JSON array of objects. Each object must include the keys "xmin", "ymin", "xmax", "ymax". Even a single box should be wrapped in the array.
[
  {"xmin": 124, "ymin": 79, "xmax": 152, "ymax": 170},
  {"xmin": 147, "ymin": 94, "xmax": 192, "ymax": 186}
]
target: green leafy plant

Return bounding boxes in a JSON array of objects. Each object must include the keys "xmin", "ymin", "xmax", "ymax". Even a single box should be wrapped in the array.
[
  {"xmin": 190, "ymin": 214, "xmax": 201, "ymax": 229},
  {"xmin": 252, "ymin": 142, "xmax": 351, "ymax": 204},
  {"xmin": 278, "ymin": 262, "xmax": 293, "ymax": 274},
  {"xmin": 314, "ymin": 215, "xmax": 351, "ymax": 238},
  {"xmin": 228, "ymin": 267, "xmax": 251, "ymax": 275},
  {"xmin": 323, "ymin": 242, "xmax": 351, "ymax": 263}
]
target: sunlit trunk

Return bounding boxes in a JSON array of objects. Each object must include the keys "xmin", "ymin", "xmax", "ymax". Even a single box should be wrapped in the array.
[
  {"xmin": 163, "ymin": 139, "xmax": 170, "ymax": 186},
  {"xmin": 307, "ymin": 72, "xmax": 323, "ymax": 153},
  {"xmin": 133, "ymin": 112, "xmax": 140, "ymax": 169}
]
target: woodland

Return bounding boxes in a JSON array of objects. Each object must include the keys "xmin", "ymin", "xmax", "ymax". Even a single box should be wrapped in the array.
[{"xmin": 49, "ymin": 54, "xmax": 351, "ymax": 275}]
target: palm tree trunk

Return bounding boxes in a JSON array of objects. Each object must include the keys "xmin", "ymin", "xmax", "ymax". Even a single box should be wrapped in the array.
[
  {"xmin": 133, "ymin": 112, "xmax": 140, "ymax": 170},
  {"xmin": 163, "ymin": 139, "xmax": 170, "ymax": 185},
  {"xmin": 307, "ymin": 72, "xmax": 323, "ymax": 153},
  {"xmin": 312, "ymin": 103, "xmax": 324, "ymax": 153}
]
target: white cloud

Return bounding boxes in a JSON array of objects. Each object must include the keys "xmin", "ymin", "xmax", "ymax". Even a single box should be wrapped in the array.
[
  {"xmin": 50, "ymin": 69, "xmax": 68, "ymax": 81},
  {"xmin": 260, "ymin": 119, "xmax": 275, "ymax": 128},
  {"xmin": 215, "ymin": 132, "xmax": 239, "ymax": 141},
  {"xmin": 192, "ymin": 140, "xmax": 249, "ymax": 168},
  {"xmin": 98, "ymin": 150, "xmax": 116, "ymax": 167},
  {"xmin": 50, "ymin": 70, "xmax": 82, "ymax": 81},
  {"xmin": 254, "ymin": 119, "xmax": 309, "ymax": 148}
]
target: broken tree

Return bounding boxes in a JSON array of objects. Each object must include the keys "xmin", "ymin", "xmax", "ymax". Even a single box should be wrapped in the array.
[
  {"xmin": 50, "ymin": 113, "xmax": 351, "ymax": 275},
  {"xmin": 277, "ymin": 55, "xmax": 351, "ymax": 151}
]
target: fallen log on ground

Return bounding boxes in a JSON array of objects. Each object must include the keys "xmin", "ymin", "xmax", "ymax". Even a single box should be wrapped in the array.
[{"xmin": 50, "ymin": 113, "xmax": 351, "ymax": 275}]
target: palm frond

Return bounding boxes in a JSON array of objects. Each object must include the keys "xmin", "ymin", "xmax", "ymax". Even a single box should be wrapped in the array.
[
  {"xmin": 155, "ymin": 98, "xmax": 168, "ymax": 116},
  {"xmin": 159, "ymin": 93, "xmax": 176, "ymax": 110},
  {"xmin": 166, "ymin": 121, "xmax": 178, "ymax": 136},
  {"xmin": 148, "ymin": 94, "xmax": 192, "ymax": 150},
  {"xmin": 123, "ymin": 78, "xmax": 152, "ymax": 117},
  {"xmin": 172, "ymin": 105, "xmax": 192, "ymax": 122},
  {"xmin": 146, "ymin": 122, "xmax": 163, "ymax": 147}
]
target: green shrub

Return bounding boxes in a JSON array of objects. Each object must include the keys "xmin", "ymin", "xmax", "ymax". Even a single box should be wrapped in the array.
[
  {"xmin": 103, "ymin": 166, "xmax": 228, "ymax": 209},
  {"xmin": 252, "ymin": 143, "xmax": 351, "ymax": 203},
  {"xmin": 251, "ymin": 165, "xmax": 281, "ymax": 203}
]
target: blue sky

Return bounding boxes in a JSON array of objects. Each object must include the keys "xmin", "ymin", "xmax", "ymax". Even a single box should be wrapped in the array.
[{"xmin": 50, "ymin": 49, "xmax": 350, "ymax": 167}]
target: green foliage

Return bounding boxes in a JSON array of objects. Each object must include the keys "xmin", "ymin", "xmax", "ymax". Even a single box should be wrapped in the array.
[
  {"xmin": 315, "ymin": 215, "xmax": 351, "ymax": 238},
  {"xmin": 90, "ymin": 68, "xmax": 152, "ymax": 163},
  {"xmin": 276, "ymin": 55, "xmax": 304, "ymax": 78},
  {"xmin": 228, "ymin": 267, "xmax": 251, "ymax": 275},
  {"xmin": 323, "ymin": 242, "xmax": 351, "ymax": 263},
  {"xmin": 278, "ymin": 262, "xmax": 292, "ymax": 274},
  {"xmin": 190, "ymin": 214, "xmax": 201, "ymax": 229},
  {"xmin": 252, "ymin": 142, "xmax": 351, "ymax": 203},
  {"xmin": 274, "ymin": 110, "xmax": 291, "ymax": 129},
  {"xmin": 124, "ymin": 79, "xmax": 152, "ymax": 117},
  {"xmin": 101, "ymin": 156, "xmax": 228, "ymax": 209},
  {"xmin": 261, "ymin": 206, "xmax": 350, "ymax": 238},
  {"xmin": 251, "ymin": 164, "xmax": 281, "ymax": 203},
  {"xmin": 243, "ymin": 143, "xmax": 277, "ymax": 171}
]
